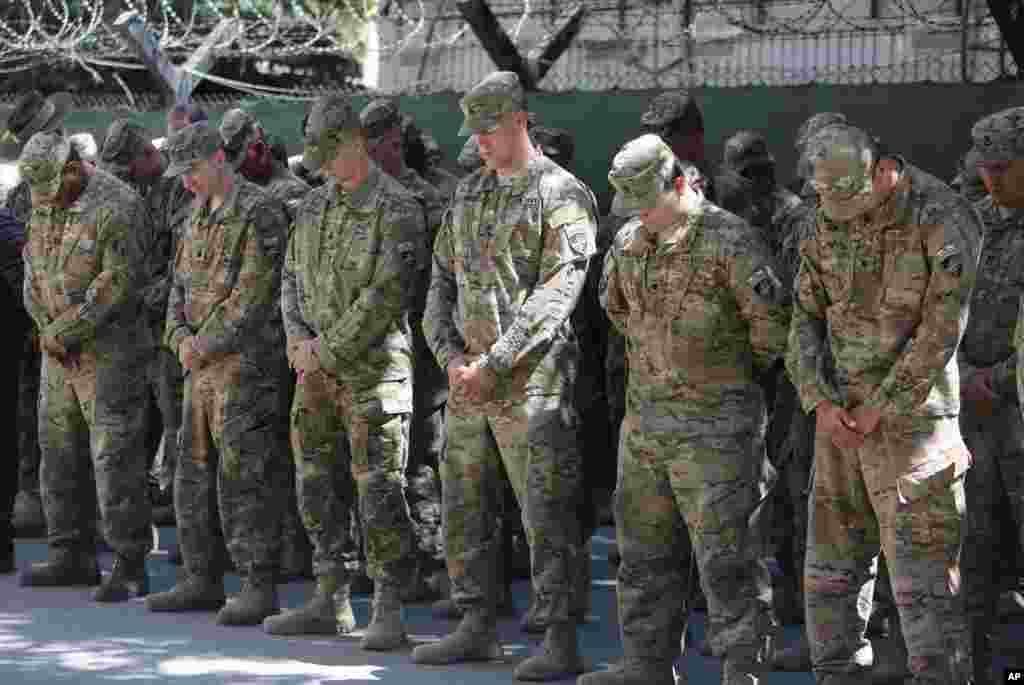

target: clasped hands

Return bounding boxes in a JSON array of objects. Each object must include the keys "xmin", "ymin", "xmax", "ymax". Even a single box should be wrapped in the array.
[
  {"xmin": 288, "ymin": 338, "xmax": 323, "ymax": 384},
  {"xmin": 40, "ymin": 334, "xmax": 80, "ymax": 370},
  {"xmin": 816, "ymin": 401, "xmax": 883, "ymax": 450},
  {"xmin": 447, "ymin": 353, "xmax": 497, "ymax": 407}
]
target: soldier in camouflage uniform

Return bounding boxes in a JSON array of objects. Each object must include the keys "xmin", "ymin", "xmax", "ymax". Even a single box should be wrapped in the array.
[
  {"xmin": 268, "ymin": 95, "xmax": 423, "ymax": 649},
  {"xmin": 600, "ymin": 95, "xmax": 713, "ymax": 590},
  {"xmin": 360, "ymin": 98, "xmax": 448, "ymax": 602},
  {"xmin": 713, "ymin": 128, "xmax": 805, "ymax": 626},
  {"xmin": 787, "ymin": 124, "xmax": 979, "ymax": 685},
  {"xmin": 144, "ymin": 122, "xmax": 291, "ymax": 626},
  {"xmin": 411, "ymin": 71, "xmax": 596, "ymax": 681},
  {"xmin": 580, "ymin": 135, "xmax": 786, "ymax": 685},
  {"xmin": 218, "ymin": 107, "xmax": 313, "ymax": 581},
  {"xmin": 419, "ymin": 125, "xmax": 460, "ymax": 200},
  {"xmin": 1, "ymin": 91, "xmax": 73, "ymax": 536},
  {"xmin": 951, "ymin": 146, "xmax": 988, "ymax": 205},
  {"xmin": 773, "ymin": 112, "xmax": 905, "ymax": 672},
  {"xmin": 458, "ymin": 136, "xmax": 483, "ymax": 175},
  {"xmin": 17, "ymin": 130, "xmax": 154, "ymax": 600},
  {"xmin": 965, "ymin": 107, "xmax": 1024, "ymax": 684},
  {"xmin": 219, "ymin": 108, "xmax": 311, "ymax": 220},
  {"xmin": 533, "ymin": 123, "xmax": 599, "ymax": 630},
  {"xmin": 716, "ymin": 130, "xmax": 803, "ymax": 258},
  {"xmin": 97, "ymin": 119, "xmax": 191, "ymax": 503}
]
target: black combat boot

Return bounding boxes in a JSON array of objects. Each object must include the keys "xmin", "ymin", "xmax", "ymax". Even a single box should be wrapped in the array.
[
  {"xmin": 19, "ymin": 547, "xmax": 100, "ymax": 586},
  {"xmin": 94, "ymin": 554, "xmax": 149, "ymax": 602}
]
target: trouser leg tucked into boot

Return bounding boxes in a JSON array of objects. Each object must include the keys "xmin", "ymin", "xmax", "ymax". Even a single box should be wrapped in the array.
[
  {"xmin": 411, "ymin": 609, "xmax": 503, "ymax": 665},
  {"xmin": 514, "ymin": 621, "xmax": 585, "ymax": 681},
  {"xmin": 216, "ymin": 566, "xmax": 279, "ymax": 626},
  {"xmin": 94, "ymin": 554, "xmax": 148, "ymax": 602},
  {"xmin": 361, "ymin": 584, "xmax": 408, "ymax": 651},
  {"xmin": 263, "ymin": 574, "xmax": 346, "ymax": 636},
  {"xmin": 19, "ymin": 547, "xmax": 100, "ymax": 587}
]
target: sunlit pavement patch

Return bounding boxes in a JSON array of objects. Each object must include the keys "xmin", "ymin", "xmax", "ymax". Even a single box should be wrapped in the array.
[{"xmin": 158, "ymin": 657, "xmax": 385, "ymax": 682}]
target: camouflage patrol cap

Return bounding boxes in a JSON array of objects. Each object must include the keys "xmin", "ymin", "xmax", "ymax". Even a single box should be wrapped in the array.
[
  {"xmin": 163, "ymin": 121, "xmax": 223, "ymax": 178},
  {"xmin": 458, "ymin": 71, "xmax": 527, "ymax": 137},
  {"xmin": 220, "ymin": 108, "xmax": 261, "ymax": 169},
  {"xmin": 608, "ymin": 134, "xmax": 678, "ymax": 217},
  {"xmin": 723, "ymin": 130, "xmax": 774, "ymax": 173},
  {"xmin": 99, "ymin": 119, "xmax": 151, "ymax": 174},
  {"xmin": 640, "ymin": 91, "xmax": 703, "ymax": 132},
  {"xmin": 803, "ymin": 124, "xmax": 877, "ymax": 199},
  {"xmin": 795, "ymin": 112, "xmax": 847, "ymax": 150},
  {"xmin": 303, "ymin": 95, "xmax": 362, "ymax": 170},
  {"xmin": 17, "ymin": 130, "xmax": 71, "ymax": 188},
  {"xmin": 972, "ymin": 107, "xmax": 1024, "ymax": 163},
  {"xmin": 457, "ymin": 135, "xmax": 482, "ymax": 172},
  {"xmin": 532, "ymin": 126, "xmax": 574, "ymax": 165},
  {"xmin": 1, "ymin": 91, "xmax": 72, "ymax": 148},
  {"xmin": 360, "ymin": 98, "xmax": 402, "ymax": 140}
]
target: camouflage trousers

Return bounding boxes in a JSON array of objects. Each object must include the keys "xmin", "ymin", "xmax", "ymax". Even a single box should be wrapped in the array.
[
  {"xmin": 443, "ymin": 394, "xmax": 583, "ymax": 625},
  {"xmin": 960, "ymin": 400, "xmax": 1024, "ymax": 673},
  {"xmin": 278, "ymin": 370, "xmax": 312, "ymax": 569},
  {"xmin": 291, "ymin": 369, "xmax": 415, "ymax": 589},
  {"xmin": 615, "ymin": 406, "xmax": 775, "ymax": 663},
  {"xmin": 148, "ymin": 347, "xmax": 183, "ymax": 490},
  {"xmin": 767, "ymin": 377, "xmax": 815, "ymax": 616},
  {"xmin": 408, "ymin": 400, "xmax": 445, "ymax": 576},
  {"xmin": 175, "ymin": 353, "xmax": 288, "ymax": 577},
  {"xmin": 17, "ymin": 332, "xmax": 41, "ymax": 495},
  {"xmin": 806, "ymin": 414, "xmax": 971, "ymax": 684},
  {"xmin": 39, "ymin": 351, "xmax": 152, "ymax": 558}
]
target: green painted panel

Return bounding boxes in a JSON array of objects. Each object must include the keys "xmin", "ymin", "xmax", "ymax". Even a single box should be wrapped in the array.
[{"xmin": 13, "ymin": 81, "xmax": 1024, "ymax": 211}]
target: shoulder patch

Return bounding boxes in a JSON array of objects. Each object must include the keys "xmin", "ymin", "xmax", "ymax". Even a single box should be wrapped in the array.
[
  {"xmin": 749, "ymin": 264, "xmax": 783, "ymax": 301},
  {"xmin": 568, "ymin": 231, "xmax": 588, "ymax": 256},
  {"xmin": 937, "ymin": 242, "xmax": 964, "ymax": 276}
]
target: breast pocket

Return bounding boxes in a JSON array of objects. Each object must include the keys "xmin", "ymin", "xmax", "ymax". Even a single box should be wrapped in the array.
[
  {"xmin": 63, "ymin": 235, "xmax": 99, "ymax": 293},
  {"xmin": 881, "ymin": 232, "xmax": 928, "ymax": 313}
]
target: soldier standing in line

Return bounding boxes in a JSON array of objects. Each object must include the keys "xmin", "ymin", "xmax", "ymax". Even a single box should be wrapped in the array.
[
  {"xmin": 1, "ymin": 91, "xmax": 74, "ymax": 537},
  {"xmin": 714, "ymin": 128, "xmax": 805, "ymax": 628},
  {"xmin": 360, "ymin": 98, "xmax": 449, "ymax": 603},
  {"xmin": 951, "ymin": 146, "xmax": 989, "ymax": 205},
  {"xmin": 219, "ymin": 108, "xmax": 311, "ymax": 220},
  {"xmin": 97, "ymin": 119, "xmax": 191, "ymax": 520},
  {"xmin": 581, "ymin": 134, "xmax": 786, "ymax": 685},
  {"xmin": 218, "ymin": 107, "xmax": 314, "ymax": 581},
  {"xmin": 788, "ymin": 124, "xmax": 978, "ymax": 685},
  {"xmin": 411, "ymin": 71, "xmax": 596, "ymax": 681},
  {"xmin": 17, "ymin": 130, "xmax": 154, "ymax": 600},
  {"xmin": 144, "ymin": 122, "xmax": 291, "ymax": 626},
  {"xmin": 963, "ymin": 107, "xmax": 1024, "ymax": 684},
  {"xmin": 270, "ymin": 95, "xmax": 423, "ymax": 649}
]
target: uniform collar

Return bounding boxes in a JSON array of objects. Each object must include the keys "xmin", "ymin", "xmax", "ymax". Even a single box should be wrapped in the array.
[
  {"xmin": 862, "ymin": 163, "xmax": 913, "ymax": 230},
  {"xmin": 329, "ymin": 159, "xmax": 382, "ymax": 209}
]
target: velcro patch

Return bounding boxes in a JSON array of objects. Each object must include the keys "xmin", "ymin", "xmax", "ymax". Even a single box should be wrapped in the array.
[
  {"xmin": 548, "ymin": 203, "xmax": 590, "ymax": 229},
  {"xmin": 567, "ymin": 231, "xmax": 588, "ymax": 256},
  {"xmin": 937, "ymin": 243, "xmax": 963, "ymax": 277},
  {"xmin": 398, "ymin": 241, "xmax": 417, "ymax": 265},
  {"xmin": 749, "ymin": 265, "xmax": 783, "ymax": 300}
]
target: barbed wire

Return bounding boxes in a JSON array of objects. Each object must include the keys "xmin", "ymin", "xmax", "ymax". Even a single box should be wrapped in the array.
[{"xmin": 0, "ymin": 0, "xmax": 1013, "ymax": 99}]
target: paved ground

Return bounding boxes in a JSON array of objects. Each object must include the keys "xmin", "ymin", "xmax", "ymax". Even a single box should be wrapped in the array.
[{"xmin": 0, "ymin": 528, "xmax": 1020, "ymax": 684}]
